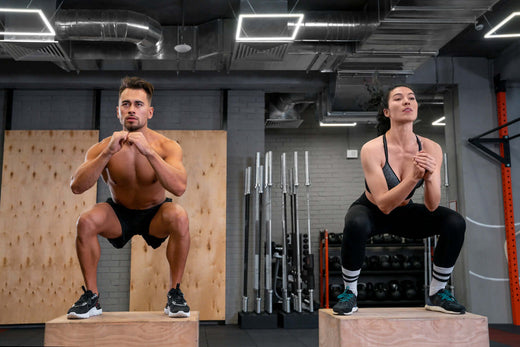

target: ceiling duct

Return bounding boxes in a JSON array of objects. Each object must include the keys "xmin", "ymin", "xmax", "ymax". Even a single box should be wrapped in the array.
[
  {"xmin": 297, "ymin": 11, "xmax": 377, "ymax": 42},
  {"xmin": 266, "ymin": 93, "xmax": 314, "ymax": 128},
  {"xmin": 54, "ymin": 10, "xmax": 163, "ymax": 55}
]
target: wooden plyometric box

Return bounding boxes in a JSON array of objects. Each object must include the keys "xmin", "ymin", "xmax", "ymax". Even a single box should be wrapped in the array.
[
  {"xmin": 45, "ymin": 311, "xmax": 199, "ymax": 347},
  {"xmin": 319, "ymin": 308, "xmax": 489, "ymax": 347}
]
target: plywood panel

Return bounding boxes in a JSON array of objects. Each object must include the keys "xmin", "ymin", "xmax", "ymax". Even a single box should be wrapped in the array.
[
  {"xmin": 130, "ymin": 130, "xmax": 226, "ymax": 321},
  {"xmin": 45, "ymin": 311, "xmax": 199, "ymax": 347},
  {"xmin": 0, "ymin": 130, "xmax": 99, "ymax": 324},
  {"xmin": 319, "ymin": 308, "xmax": 489, "ymax": 347}
]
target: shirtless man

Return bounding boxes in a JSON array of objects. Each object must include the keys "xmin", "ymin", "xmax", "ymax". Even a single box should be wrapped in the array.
[{"xmin": 67, "ymin": 76, "xmax": 190, "ymax": 319}]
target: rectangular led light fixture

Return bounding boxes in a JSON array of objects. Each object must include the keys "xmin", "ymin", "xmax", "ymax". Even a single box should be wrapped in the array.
[
  {"xmin": 432, "ymin": 116, "xmax": 446, "ymax": 126},
  {"xmin": 0, "ymin": 8, "xmax": 55, "ymax": 42},
  {"xmin": 236, "ymin": 13, "xmax": 304, "ymax": 42},
  {"xmin": 484, "ymin": 12, "xmax": 520, "ymax": 38},
  {"xmin": 319, "ymin": 121, "xmax": 357, "ymax": 127}
]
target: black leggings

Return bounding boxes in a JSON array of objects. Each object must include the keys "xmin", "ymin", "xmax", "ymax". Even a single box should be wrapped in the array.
[{"xmin": 341, "ymin": 193, "xmax": 466, "ymax": 270}]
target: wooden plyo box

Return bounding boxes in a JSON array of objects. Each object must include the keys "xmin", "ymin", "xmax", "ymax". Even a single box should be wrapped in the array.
[
  {"xmin": 44, "ymin": 311, "xmax": 199, "ymax": 347},
  {"xmin": 319, "ymin": 308, "xmax": 489, "ymax": 347}
]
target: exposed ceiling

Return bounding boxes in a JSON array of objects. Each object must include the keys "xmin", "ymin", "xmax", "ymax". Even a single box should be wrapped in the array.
[
  {"xmin": 1, "ymin": 0, "xmax": 519, "ymax": 128},
  {"xmin": 1, "ymin": 0, "xmax": 518, "ymax": 74}
]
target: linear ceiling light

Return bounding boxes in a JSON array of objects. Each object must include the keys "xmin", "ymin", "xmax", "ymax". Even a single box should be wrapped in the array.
[
  {"xmin": 0, "ymin": 8, "xmax": 55, "ymax": 42},
  {"xmin": 484, "ymin": 12, "xmax": 520, "ymax": 38},
  {"xmin": 432, "ymin": 116, "xmax": 446, "ymax": 126},
  {"xmin": 319, "ymin": 121, "xmax": 357, "ymax": 127},
  {"xmin": 236, "ymin": 13, "xmax": 304, "ymax": 42}
]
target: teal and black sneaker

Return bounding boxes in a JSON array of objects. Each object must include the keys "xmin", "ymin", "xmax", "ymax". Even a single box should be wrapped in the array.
[
  {"xmin": 332, "ymin": 287, "xmax": 358, "ymax": 315},
  {"xmin": 425, "ymin": 288, "xmax": 466, "ymax": 314}
]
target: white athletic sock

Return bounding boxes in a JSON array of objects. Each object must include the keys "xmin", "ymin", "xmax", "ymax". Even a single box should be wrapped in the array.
[
  {"xmin": 429, "ymin": 264, "xmax": 454, "ymax": 296},
  {"xmin": 342, "ymin": 267, "xmax": 361, "ymax": 296}
]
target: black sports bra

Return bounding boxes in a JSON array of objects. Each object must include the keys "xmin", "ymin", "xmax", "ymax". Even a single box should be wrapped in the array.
[{"xmin": 365, "ymin": 134, "xmax": 424, "ymax": 200}]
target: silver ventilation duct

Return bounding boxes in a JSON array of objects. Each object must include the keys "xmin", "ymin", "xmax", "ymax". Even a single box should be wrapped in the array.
[
  {"xmin": 266, "ymin": 94, "xmax": 315, "ymax": 128},
  {"xmin": 298, "ymin": 12, "xmax": 377, "ymax": 42},
  {"xmin": 54, "ymin": 10, "xmax": 163, "ymax": 55}
]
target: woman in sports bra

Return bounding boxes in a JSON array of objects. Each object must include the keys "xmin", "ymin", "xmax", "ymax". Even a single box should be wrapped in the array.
[{"xmin": 332, "ymin": 85, "xmax": 466, "ymax": 316}]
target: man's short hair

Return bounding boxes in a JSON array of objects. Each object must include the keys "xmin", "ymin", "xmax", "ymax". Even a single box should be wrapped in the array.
[{"xmin": 119, "ymin": 76, "xmax": 154, "ymax": 104}]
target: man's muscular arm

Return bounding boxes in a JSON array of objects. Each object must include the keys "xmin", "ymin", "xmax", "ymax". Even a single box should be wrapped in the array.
[
  {"xmin": 126, "ymin": 132, "xmax": 187, "ymax": 196},
  {"xmin": 70, "ymin": 131, "xmax": 127, "ymax": 194}
]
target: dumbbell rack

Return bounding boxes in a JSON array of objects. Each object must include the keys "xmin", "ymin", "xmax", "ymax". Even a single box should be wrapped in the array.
[{"xmin": 320, "ymin": 229, "xmax": 431, "ymax": 309}]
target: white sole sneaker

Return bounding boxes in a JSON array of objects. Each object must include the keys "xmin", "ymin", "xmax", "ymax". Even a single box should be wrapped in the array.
[
  {"xmin": 333, "ymin": 306, "xmax": 358, "ymax": 315},
  {"xmin": 164, "ymin": 306, "xmax": 190, "ymax": 318},
  {"xmin": 67, "ymin": 307, "xmax": 102, "ymax": 319},
  {"xmin": 425, "ymin": 305, "xmax": 464, "ymax": 315}
]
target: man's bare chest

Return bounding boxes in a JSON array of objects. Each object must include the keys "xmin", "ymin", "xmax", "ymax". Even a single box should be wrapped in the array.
[{"xmin": 105, "ymin": 146, "xmax": 158, "ymax": 186}]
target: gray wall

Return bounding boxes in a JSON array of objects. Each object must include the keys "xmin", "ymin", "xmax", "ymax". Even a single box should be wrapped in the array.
[{"xmin": 409, "ymin": 56, "xmax": 520, "ymax": 323}]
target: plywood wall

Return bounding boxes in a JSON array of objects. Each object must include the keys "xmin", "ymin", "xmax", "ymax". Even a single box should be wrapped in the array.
[
  {"xmin": 129, "ymin": 130, "xmax": 226, "ymax": 321},
  {"xmin": 0, "ymin": 130, "xmax": 98, "ymax": 324}
]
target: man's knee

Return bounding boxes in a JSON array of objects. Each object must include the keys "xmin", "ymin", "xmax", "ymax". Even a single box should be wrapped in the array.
[
  {"xmin": 76, "ymin": 210, "xmax": 102, "ymax": 239},
  {"xmin": 160, "ymin": 204, "xmax": 189, "ymax": 235}
]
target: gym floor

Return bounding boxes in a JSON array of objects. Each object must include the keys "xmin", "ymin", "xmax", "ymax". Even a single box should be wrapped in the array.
[
  {"xmin": 1, "ymin": 323, "xmax": 519, "ymax": 346},
  {"xmin": 0, "ymin": 323, "xmax": 318, "ymax": 346}
]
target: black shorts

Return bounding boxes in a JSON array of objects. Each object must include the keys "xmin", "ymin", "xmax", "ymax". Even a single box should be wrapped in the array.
[{"xmin": 105, "ymin": 197, "xmax": 172, "ymax": 249}]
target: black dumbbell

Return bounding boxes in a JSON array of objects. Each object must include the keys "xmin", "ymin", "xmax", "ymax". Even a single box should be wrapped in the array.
[
  {"xmin": 368, "ymin": 255, "xmax": 380, "ymax": 270},
  {"xmin": 388, "ymin": 280, "xmax": 402, "ymax": 300},
  {"xmin": 401, "ymin": 280, "xmax": 417, "ymax": 299},
  {"xmin": 383, "ymin": 234, "xmax": 394, "ymax": 243},
  {"xmin": 329, "ymin": 255, "xmax": 342, "ymax": 271},
  {"xmin": 391, "ymin": 254, "xmax": 404, "ymax": 270},
  {"xmin": 402, "ymin": 255, "xmax": 413, "ymax": 270},
  {"xmin": 374, "ymin": 282, "xmax": 388, "ymax": 300},
  {"xmin": 410, "ymin": 255, "xmax": 423, "ymax": 269},
  {"xmin": 372, "ymin": 234, "xmax": 384, "ymax": 244},
  {"xmin": 380, "ymin": 254, "xmax": 391, "ymax": 269},
  {"xmin": 365, "ymin": 282, "xmax": 374, "ymax": 300},
  {"xmin": 328, "ymin": 233, "xmax": 338, "ymax": 244},
  {"xmin": 357, "ymin": 283, "xmax": 367, "ymax": 301},
  {"xmin": 329, "ymin": 283, "xmax": 344, "ymax": 300},
  {"xmin": 361, "ymin": 256, "xmax": 368, "ymax": 270}
]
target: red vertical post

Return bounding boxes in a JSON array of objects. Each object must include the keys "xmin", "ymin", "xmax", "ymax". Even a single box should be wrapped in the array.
[
  {"xmin": 319, "ymin": 231, "xmax": 323, "ymax": 308},
  {"xmin": 325, "ymin": 230, "xmax": 330, "ymax": 308},
  {"xmin": 496, "ymin": 88, "xmax": 520, "ymax": 325}
]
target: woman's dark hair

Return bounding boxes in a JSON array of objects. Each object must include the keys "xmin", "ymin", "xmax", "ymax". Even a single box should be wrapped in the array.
[{"xmin": 376, "ymin": 84, "xmax": 415, "ymax": 136}]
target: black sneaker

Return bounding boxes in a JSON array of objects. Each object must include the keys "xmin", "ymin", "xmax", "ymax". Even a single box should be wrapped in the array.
[
  {"xmin": 67, "ymin": 286, "xmax": 102, "ymax": 319},
  {"xmin": 425, "ymin": 289, "xmax": 466, "ymax": 314},
  {"xmin": 332, "ymin": 287, "xmax": 358, "ymax": 315},
  {"xmin": 164, "ymin": 284, "xmax": 190, "ymax": 318}
]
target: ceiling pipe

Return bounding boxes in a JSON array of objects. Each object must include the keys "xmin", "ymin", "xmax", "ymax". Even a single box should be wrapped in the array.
[{"xmin": 54, "ymin": 10, "xmax": 163, "ymax": 55}]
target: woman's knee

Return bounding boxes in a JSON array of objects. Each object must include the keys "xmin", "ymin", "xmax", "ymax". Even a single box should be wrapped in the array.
[
  {"xmin": 343, "ymin": 212, "xmax": 372, "ymax": 243},
  {"xmin": 440, "ymin": 211, "xmax": 466, "ymax": 241}
]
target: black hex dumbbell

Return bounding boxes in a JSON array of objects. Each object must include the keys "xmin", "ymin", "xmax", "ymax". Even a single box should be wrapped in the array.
[
  {"xmin": 401, "ymin": 280, "xmax": 417, "ymax": 300},
  {"xmin": 329, "ymin": 255, "xmax": 342, "ymax": 271},
  {"xmin": 390, "ymin": 254, "xmax": 404, "ymax": 270},
  {"xmin": 368, "ymin": 255, "xmax": 380, "ymax": 270},
  {"xmin": 372, "ymin": 234, "xmax": 384, "ymax": 244},
  {"xmin": 388, "ymin": 280, "xmax": 402, "ymax": 300},
  {"xmin": 357, "ymin": 283, "xmax": 367, "ymax": 301},
  {"xmin": 374, "ymin": 282, "xmax": 388, "ymax": 300},
  {"xmin": 380, "ymin": 254, "xmax": 391, "ymax": 269},
  {"xmin": 328, "ymin": 232, "xmax": 338, "ymax": 244}
]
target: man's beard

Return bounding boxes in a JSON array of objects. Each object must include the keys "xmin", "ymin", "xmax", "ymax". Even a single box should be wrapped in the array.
[{"xmin": 124, "ymin": 120, "xmax": 143, "ymax": 132}]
